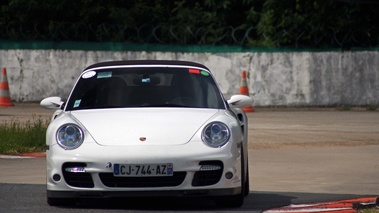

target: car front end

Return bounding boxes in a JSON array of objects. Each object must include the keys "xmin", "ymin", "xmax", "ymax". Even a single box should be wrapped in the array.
[
  {"xmin": 41, "ymin": 60, "xmax": 253, "ymax": 207},
  {"xmin": 46, "ymin": 108, "xmax": 244, "ymax": 198}
]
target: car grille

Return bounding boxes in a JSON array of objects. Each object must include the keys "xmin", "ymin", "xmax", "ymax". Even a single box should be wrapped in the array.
[
  {"xmin": 62, "ymin": 162, "xmax": 94, "ymax": 188},
  {"xmin": 99, "ymin": 172, "xmax": 187, "ymax": 187},
  {"xmin": 192, "ymin": 161, "xmax": 223, "ymax": 186}
]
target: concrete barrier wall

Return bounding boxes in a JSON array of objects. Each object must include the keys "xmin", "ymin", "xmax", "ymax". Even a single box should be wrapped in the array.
[{"xmin": 0, "ymin": 50, "xmax": 378, "ymax": 106}]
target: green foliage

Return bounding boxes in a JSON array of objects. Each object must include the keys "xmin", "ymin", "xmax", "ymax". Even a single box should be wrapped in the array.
[
  {"xmin": 0, "ymin": 0, "xmax": 378, "ymax": 48},
  {"xmin": 366, "ymin": 105, "xmax": 378, "ymax": 111},
  {"xmin": 0, "ymin": 118, "xmax": 49, "ymax": 155},
  {"xmin": 338, "ymin": 105, "xmax": 352, "ymax": 111},
  {"xmin": 359, "ymin": 208, "xmax": 379, "ymax": 213}
]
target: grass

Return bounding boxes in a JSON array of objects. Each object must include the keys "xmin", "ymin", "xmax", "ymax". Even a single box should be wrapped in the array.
[
  {"xmin": 337, "ymin": 105, "xmax": 378, "ymax": 111},
  {"xmin": 0, "ymin": 117, "xmax": 49, "ymax": 155},
  {"xmin": 367, "ymin": 105, "xmax": 378, "ymax": 111},
  {"xmin": 360, "ymin": 208, "xmax": 379, "ymax": 213},
  {"xmin": 337, "ymin": 105, "xmax": 352, "ymax": 111}
]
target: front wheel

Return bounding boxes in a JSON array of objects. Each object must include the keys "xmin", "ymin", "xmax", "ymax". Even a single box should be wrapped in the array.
[
  {"xmin": 215, "ymin": 193, "xmax": 244, "ymax": 208},
  {"xmin": 215, "ymin": 148, "xmax": 247, "ymax": 208},
  {"xmin": 244, "ymin": 158, "xmax": 250, "ymax": 196}
]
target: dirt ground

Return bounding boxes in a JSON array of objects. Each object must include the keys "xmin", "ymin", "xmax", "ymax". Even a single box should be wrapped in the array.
[
  {"xmin": 247, "ymin": 107, "xmax": 379, "ymax": 149},
  {"xmin": 243, "ymin": 107, "xmax": 379, "ymax": 195}
]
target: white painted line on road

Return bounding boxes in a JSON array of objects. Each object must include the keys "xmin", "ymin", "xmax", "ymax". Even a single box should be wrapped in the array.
[
  {"xmin": 0, "ymin": 155, "xmax": 33, "ymax": 159},
  {"xmin": 262, "ymin": 197, "xmax": 378, "ymax": 213},
  {"xmin": 263, "ymin": 207, "xmax": 352, "ymax": 213}
]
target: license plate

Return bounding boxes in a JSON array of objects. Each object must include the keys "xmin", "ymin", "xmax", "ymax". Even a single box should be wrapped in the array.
[{"xmin": 113, "ymin": 163, "xmax": 173, "ymax": 177}]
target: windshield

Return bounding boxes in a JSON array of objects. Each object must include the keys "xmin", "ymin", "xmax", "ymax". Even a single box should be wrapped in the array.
[{"xmin": 65, "ymin": 67, "xmax": 226, "ymax": 110}]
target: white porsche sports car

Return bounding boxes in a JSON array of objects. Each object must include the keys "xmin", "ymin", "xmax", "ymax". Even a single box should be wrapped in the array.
[{"xmin": 41, "ymin": 60, "xmax": 253, "ymax": 207}]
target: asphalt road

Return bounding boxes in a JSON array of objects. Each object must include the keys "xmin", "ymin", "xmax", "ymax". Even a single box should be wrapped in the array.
[{"xmin": 1, "ymin": 103, "xmax": 379, "ymax": 212}]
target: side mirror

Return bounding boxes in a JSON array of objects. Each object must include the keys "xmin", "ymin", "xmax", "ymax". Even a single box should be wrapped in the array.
[
  {"xmin": 40, "ymin": 97, "xmax": 64, "ymax": 109},
  {"xmin": 227, "ymin": 95, "xmax": 253, "ymax": 108}
]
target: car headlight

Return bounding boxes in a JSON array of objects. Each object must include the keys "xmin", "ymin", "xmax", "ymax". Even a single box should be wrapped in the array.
[
  {"xmin": 56, "ymin": 124, "xmax": 84, "ymax": 150},
  {"xmin": 202, "ymin": 122, "xmax": 230, "ymax": 148}
]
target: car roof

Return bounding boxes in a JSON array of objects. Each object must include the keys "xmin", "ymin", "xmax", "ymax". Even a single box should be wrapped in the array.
[{"xmin": 83, "ymin": 60, "xmax": 210, "ymax": 72}]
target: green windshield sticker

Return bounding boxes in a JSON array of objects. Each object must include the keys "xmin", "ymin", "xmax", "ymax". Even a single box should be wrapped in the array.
[
  {"xmin": 200, "ymin": 70, "xmax": 209, "ymax": 76},
  {"xmin": 74, "ymin": 99, "xmax": 81, "ymax": 108},
  {"xmin": 97, "ymin": 72, "xmax": 112, "ymax": 78}
]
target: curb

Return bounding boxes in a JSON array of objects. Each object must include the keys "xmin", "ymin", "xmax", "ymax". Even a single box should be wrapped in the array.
[
  {"xmin": 0, "ymin": 152, "xmax": 46, "ymax": 159},
  {"xmin": 19, "ymin": 152, "xmax": 46, "ymax": 158},
  {"xmin": 263, "ymin": 197, "xmax": 378, "ymax": 213}
]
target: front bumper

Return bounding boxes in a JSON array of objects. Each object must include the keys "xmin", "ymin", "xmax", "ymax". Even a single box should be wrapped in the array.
[
  {"xmin": 46, "ymin": 140, "xmax": 243, "ymax": 198},
  {"xmin": 47, "ymin": 187, "xmax": 241, "ymax": 199}
]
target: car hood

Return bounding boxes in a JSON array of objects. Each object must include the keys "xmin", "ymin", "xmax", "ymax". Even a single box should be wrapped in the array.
[{"xmin": 70, "ymin": 108, "xmax": 220, "ymax": 146}]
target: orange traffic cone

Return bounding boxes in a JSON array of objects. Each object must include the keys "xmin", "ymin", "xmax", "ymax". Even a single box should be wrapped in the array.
[
  {"xmin": 240, "ymin": 70, "xmax": 254, "ymax": 112},
  {"xmin": 0, "ymin": 68, "xmax": 14, "ymax": 107}
]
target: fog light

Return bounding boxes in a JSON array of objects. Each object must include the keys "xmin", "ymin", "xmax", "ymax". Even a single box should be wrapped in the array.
[
  {"xmin": 200, "ymin": 165, "xmax": 222, "ymax": 171},
  {"xmin": 225, "ymin": 172, "xmax": 233, "ymax": 179},
  {"xmin": 65, "ymin": 167, "xmax": 86, "ymax": 173},
  {"xmin": 53, "ymin": 174, "xmax": 61, "ymax": 182}
]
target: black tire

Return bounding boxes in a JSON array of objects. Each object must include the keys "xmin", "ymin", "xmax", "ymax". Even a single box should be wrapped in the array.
[
  {"xmin": 215, "ymin": 148, "xmax": 246, "ymax": 208},
  {"xmin": 244, "ymin": 159, "xmax": 250, "ymax": 196},
  {"xmin": 219, "ymin": 193, "xmax": 244, "ymax": 208},
  {"xmin": 214, "ymin": 180, "xmax": 245, "ymax": 207}
]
